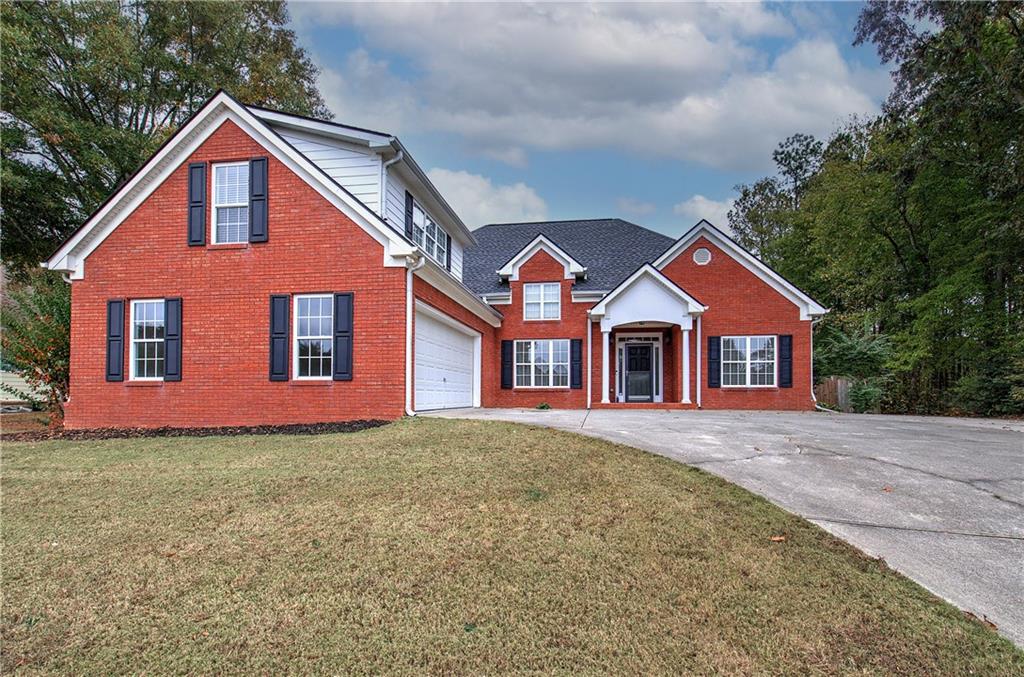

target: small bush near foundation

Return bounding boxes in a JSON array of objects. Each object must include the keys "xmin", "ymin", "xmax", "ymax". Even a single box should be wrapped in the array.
[{"xmin": 536, "ymin": 402, "xmax": 551, "ymax": 410}]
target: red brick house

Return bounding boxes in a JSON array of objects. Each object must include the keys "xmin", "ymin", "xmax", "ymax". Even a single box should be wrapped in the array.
[{"xmin": 44, "ymin": 92, "xmax": 827, "ymax": 429}]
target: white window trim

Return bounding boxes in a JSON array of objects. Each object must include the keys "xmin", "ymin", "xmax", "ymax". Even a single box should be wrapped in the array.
[
  {"xmin": 721, "ymin": 335, "xmax": 778, "ymax": 388},
  {"xmin": 523, "ymin": 282, "xmax": 561, "ymax": 321},
  {"xmin": 513, "ymin": 338, "xmax": 570, "ymax": 389},
  {"xmin": 129, "ymin": 298, "xmax": 165, "ymax": 382},
  {"xmin": 292, "ymin": 294, "xmax": 334, "ymax": 381},
  {"xmin": 411, "ymin": 198, "xmax": 449, "ymax": 267},
  {"xmin": 211, "ymin": 161, "xmax": 249, "ymax": 244}
]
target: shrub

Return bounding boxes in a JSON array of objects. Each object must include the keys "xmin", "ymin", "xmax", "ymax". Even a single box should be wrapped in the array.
[{"xmin": 535, "ymin": 402, "xmax": 551, "ymax": 410}]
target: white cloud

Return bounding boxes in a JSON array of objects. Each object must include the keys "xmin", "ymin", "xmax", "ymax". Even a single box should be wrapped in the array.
[
  {"xmin": 673, "ymin": 195, "xmax": 734, "ymax": 229},
  {"xmin": 292, "ymin": 4, "xmax": 888, "ymax": 171},
  {"xmin": 426, "ymin": 169, "xmax": 547, "ymax": 228},
  {"xmin": 616, "ymin": 197, "xmax": 656, "ymax": 216},
  {"xmin": 481, "ymin": 146, "xmax": 529, "ymax": 168}
]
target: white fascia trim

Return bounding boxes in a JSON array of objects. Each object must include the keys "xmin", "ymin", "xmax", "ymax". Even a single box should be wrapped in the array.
[
  {"xmin": 482, "ymin": 293, "xmax": 512, "ymax": 306},
  {"xmin": 414, "ymin": 260, "xmax": 503, "ymax": 328},
  {"xmin": 571, "ymin": 290, "xmax": 607, "ymax": 303},
  {"xmin": 496, "ymin": 235, "xmax": 587, "ymax": 282},
  {"xmin": 589, "ymin": 264, "xmax": 706, "ymax": 317},
  {"xmin": 45, "ymin": 92, "xmax": 415, "ymax": 279},
  {"xmin": 653, "ymin": 221, "xmax": 828, "ymax": 320}
]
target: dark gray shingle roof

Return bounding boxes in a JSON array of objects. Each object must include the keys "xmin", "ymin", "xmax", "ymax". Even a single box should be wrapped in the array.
[{"xmin": 463, "ymin": 218, "xmax": 675, "ymax": 296}]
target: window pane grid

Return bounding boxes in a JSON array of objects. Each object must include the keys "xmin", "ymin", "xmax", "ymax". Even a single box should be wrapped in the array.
[
  {"xmin": 213, "ymin": 163, "xmax": 249, "ymax": 244},
  {"xmin": 131, "ymin": 300, "xmax": 165, "ymax": 379},
  {"xmin": 295, "ymin": 295, "xmax": 333, "ymax": 378},
  {"xmin": 524, "ymin": 282, "xmax": 560, "ymax": 320},
  {"xmin": 412, "ymin": 202, "xmax": 448, "ymax": 266},
  {"xmin": 721, "ymin": 336, "xmax": 775, "ymax": 387},
  {"xmin": 514, "ymin": 339, "xmax": 570, "ymax": 388}
]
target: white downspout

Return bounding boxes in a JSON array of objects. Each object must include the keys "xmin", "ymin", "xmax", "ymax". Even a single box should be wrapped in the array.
[
  {"xmin": 381, "ymin": 150, "xmax": 403, "ymax": 219},
  {"xmin": 405, "ymin": 253, "xmax": 426, "ymax": 416}
]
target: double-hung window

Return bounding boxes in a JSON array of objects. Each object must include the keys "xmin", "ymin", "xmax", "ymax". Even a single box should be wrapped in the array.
[
  {"xmin": 212, "ymin": 162, "xmax": 249, "ymax": 244},
  {"xmin": 294, "ymin": 295, "xmax": 333, "ymax": 379},
  {"xmin": 721, "ymin": 336, "xmax": 776, "ymax": 387},
  {"xmin": 411, "ymin": 202, "xmax": 448, "ymax": 265},
  {"xmin": 514, "ymin": 339, "xmax": 570, "ymax": 388},
  {"xmin": 130, "ymin": 300, "xmax": 165, "ymax": 380},
  {"xmin": 523, "ymin": 283, "xmax": 560, "ymax": 320}
]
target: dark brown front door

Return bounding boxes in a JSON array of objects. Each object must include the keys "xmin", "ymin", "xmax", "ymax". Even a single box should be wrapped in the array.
[{"xmin": 626, "ymin": 344, "xmax": 653, "ymax": 402}]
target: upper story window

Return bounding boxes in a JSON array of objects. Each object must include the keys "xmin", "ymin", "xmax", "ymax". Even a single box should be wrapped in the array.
[
  {"xmin": 412, "ymin": 201, "xmax": 448, "ymax": 266},
  {"xmin": 722, "ymin": 336, "xmax": 776, "ymax": 387},
  {"xmin": 524, "ymin": 282, "xmax": 560, "ymax": 320},
  {"xmin": 130, "ymin": 300, "xmax": 165, "ymax": 380},
  {"xmin": 212, "ymin": 162, "xmax": 249, "ymax": 244},
  {"xmin": 293, "ymin": 295, "xmax": 333, "ymax": 379}
]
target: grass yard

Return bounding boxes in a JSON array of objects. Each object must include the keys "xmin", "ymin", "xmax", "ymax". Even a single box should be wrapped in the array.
[{"xmin": 2, "ymin": 418, "xmax": 1020, "ymax": 674}]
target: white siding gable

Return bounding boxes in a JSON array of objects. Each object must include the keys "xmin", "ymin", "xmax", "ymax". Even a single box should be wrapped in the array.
[
  {"xmin": 276, "ymin": 128, "xmax": 382, "ymax": 214},
  {"xmin": 385, "ymin": 167, "xmax": 464, "ymax": 281}
]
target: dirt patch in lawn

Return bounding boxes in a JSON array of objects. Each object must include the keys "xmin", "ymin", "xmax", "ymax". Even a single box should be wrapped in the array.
[
  {"xmin": 1, "ymin": 419, "xmax": 387, "ymax": 442},
  {"xmin": 2, "ymin": 418, "xmax": 1020, "ymax": 673}
]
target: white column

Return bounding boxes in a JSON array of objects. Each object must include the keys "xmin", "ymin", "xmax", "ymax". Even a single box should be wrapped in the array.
[
  {"xmin": 586, "ymin": 314, "xmax": 593, "ymax": 408},
  {"xmin": 681, "ymin": 328, "xmax": 691, "ymax": 404},
  {"xmin": 601, "ymin": 329, "xmax": 611, "ymax": 403},
  {"xmin": 696, "ymin": 315, "xmax": 702, "ymax": 409}
]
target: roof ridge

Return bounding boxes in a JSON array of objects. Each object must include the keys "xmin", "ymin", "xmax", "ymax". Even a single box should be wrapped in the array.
[
  {"xmin": 245, "ymin": 102, "xmax": 394, "ymax": 139},
  {"xmin": 478, "ymin": 217, "xmax": 620, "ymax": 228}
]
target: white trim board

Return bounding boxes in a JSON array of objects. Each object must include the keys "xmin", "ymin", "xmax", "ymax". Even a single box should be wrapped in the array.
[
  {"xmin": 654, "ymin": 220, "xmax": 828, "ymax": 320},
  {"xmin": 496, "ymin": 234, "xmax": 587, "ymax": 282}
]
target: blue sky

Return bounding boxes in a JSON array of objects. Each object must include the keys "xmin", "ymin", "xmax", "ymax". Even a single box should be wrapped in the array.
[{"xmin": 288, "ymin": 2, "xmax": 891, "ymax": 237}]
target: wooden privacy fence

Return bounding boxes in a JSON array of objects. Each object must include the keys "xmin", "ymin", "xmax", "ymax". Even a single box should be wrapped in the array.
[{"xmin": 815, "ymin": 376, "xmax": 851, "ymax": 412}]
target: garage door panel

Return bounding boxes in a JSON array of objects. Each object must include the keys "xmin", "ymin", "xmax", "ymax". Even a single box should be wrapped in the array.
[{"xmin": 415, "ymin": 310, "xmax": 476, "ymax": 411}]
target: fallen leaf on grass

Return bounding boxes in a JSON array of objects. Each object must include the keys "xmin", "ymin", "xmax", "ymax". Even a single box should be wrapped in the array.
[
  {"xmin": 770, "ymin": 535, "xmax": 787, "ymax": 543},
  {"xmin": 882, "ymin": 486, "xmax": 894, "ymax": 493}
]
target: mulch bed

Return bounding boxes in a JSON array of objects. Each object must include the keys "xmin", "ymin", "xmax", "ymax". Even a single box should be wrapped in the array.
[{"xmin": 2, "ymin": 419, "xmax": 389, "ymax": 442}]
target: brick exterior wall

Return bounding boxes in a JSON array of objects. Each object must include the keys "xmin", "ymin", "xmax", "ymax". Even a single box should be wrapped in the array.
[
  {"xmin": 489, "ymin": 250, "xmax": 590, "ymax": 408},
  {"xmin": 659, "ymin": 236, "xmax": 814, "ymax": 410},
  {"xmin": 65, "ymin": 120, "xmax": 408, "ymax": 428}
]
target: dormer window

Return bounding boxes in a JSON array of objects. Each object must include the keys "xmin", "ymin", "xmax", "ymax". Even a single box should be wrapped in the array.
[{"xmin": 412, "ymin": 201, "xmax": 448, "ymax": 266}]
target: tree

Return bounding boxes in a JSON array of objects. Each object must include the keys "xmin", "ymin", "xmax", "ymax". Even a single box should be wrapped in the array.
[
  {"xmin": 0, "ymin": 270, "xmax": 71, "ymax": 424},
  {"xmin": 1, "ymin": 0, "xmax": 330, "ymax": 274},
  {"xmin": 726, "ymin": 177, "xmax": 791, "ymax": 266},
  {"xmin": 771, "ymin": 133, "xmax": 823, "ymax": 205}
]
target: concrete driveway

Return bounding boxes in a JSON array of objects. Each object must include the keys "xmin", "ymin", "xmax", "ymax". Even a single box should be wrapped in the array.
[{"xmin": 426, "ymin": 408, "xmax": 1024, "ymax": 645}]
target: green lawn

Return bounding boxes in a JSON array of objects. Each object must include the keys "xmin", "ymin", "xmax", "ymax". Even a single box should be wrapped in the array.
[{"xmin": 2, "ymin": 418, "xmax": 1020, "ymax": 674}]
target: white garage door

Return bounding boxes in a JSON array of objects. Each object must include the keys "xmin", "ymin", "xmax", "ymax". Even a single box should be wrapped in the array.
[{"xmin": 415, "ymin": 308, "xmax": 477, "ymax": 411}]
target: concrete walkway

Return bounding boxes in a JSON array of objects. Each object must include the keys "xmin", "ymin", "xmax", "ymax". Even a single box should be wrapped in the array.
[{"xmin": 425, "ymin": 407, "xmax": 1024, "ymax": 645}]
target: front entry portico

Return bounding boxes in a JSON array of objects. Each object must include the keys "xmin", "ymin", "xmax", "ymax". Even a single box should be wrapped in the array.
[{"xmin": 588, "ymin": 264, "xmax": 706, "ymax": 407}]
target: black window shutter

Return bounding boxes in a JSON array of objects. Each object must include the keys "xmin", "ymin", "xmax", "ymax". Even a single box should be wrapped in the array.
[
  {"xmin": 333, "ymin": 293, "xmax": 354, "ymax": 381},
  {"xmin": 164, "ymin": 298, "xmax": 182, "ymax": 382},
  {"xmin": 187, "ymin": 162, "xmax": 206, "ymax": 246},
  {"xmin": 269, "ymin": 295, "xmax": 290, "ymax": 381},
  {"xmin": 779, "ymin": 335, "xmax": 793, "ymax": 388},
  {"xmin": 248, "ymin": 157, "xmax": 268, "ymax": 243},
  {"xmin": 570, "ymin": 339, "xmax": 583, "ymax": 389},
  {"xmin": 501, "ymin": 340, "xmax": 514, "ymax": 389},
  {"xmin": 708, "ymin": 336, "xmax": 721, "ymax": 388},
  {"xmin": 445, "ymin": 233, "xmax": 452, "ymax": 271},
  {"xmin": 106, "ymin": 299, "xmax": 125, "ymax": 381},
  {"xmin": 404, "ymin": 191, "xmax": 414, "ymax": 239}
]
